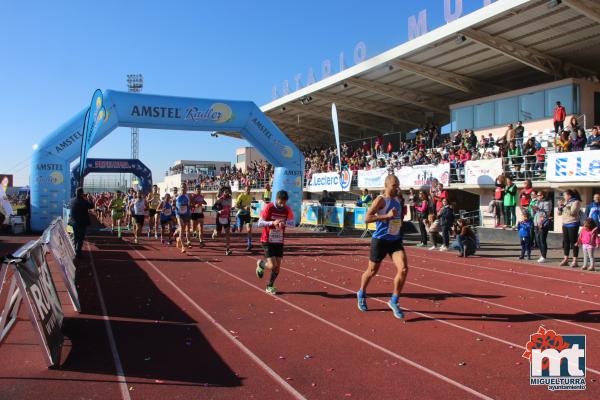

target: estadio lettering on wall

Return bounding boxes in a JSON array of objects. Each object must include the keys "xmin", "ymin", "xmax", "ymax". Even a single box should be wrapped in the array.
[
  {"xmin": 409, "ymin": 0, "xmax": 495, "ymax": 40},
  {"xmin": 272, "ymin": 41, "xmax": 367, "ymax": 100}
]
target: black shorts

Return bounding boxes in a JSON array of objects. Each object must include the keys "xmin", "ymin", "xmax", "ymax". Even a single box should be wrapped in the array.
[
  {"xmin": 177, "ymin": 215, "xmax": 191, "ymax": 224},
  {"xmin": 262, "ymin": 243, "xmax": 284, "ymax": 258},
  {"xmin": 216, "ymin": 219, "xmax": 230, "ymax": 231},
  {"xmin": 191, "ymin": 213, "xmax": 204, "ymax": 221},
  {"xmin": 133, "ymin": 215, "xmax": 145, "ymax": 225},
  {"xmin": 370, "ymin": 237, "xmax": 404, "ymax": 263},
  {"xmin": 149, "ymin": 209, "xmax": 157, "ymax": 218}
]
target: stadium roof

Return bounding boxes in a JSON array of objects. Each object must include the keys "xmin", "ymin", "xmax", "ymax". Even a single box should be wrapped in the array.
[{"xmin": 220, "ymin": 0, "xmax": 600, "ymax": 147}]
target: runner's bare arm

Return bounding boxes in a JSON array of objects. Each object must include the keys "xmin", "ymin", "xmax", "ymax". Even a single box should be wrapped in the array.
[{"xmin": 365, "ymin": 196, "xmax": 395, "ymax": 223}]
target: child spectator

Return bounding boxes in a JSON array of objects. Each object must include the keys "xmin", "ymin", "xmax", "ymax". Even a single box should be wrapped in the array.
[
  {"xmin": 518, "ymin": 213, "xmax": 533, "ymax": 260},
  {"xmin": 578, "ymin": 218, "xmax": 599, "ymax": 271},
  {"xmin": 458, "ymin": 225, "xmax": 477, "ymax": 258}
]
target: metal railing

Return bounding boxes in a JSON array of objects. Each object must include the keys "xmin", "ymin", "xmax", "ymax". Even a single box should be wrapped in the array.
[{"xmin": 449, "ymin": 155, "xmax": 548, "ymax": 184}]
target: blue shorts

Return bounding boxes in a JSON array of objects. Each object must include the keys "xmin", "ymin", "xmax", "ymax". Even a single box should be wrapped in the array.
[{"xmin": 237, "ymin": 213, "xmax": 251, "ymax": 227}]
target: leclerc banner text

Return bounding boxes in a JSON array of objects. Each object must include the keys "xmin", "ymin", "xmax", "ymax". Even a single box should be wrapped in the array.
[
  {"xmin": 546, "ymin": 150, "xmax": 600, "ymax": 182},
  {"xmin": 306, "ymin": 171, "xmax": 353, "ymax": 192}
]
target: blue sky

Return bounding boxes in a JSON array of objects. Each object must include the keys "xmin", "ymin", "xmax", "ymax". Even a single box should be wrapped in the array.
[{"xmin": 0, "ymin": 0, "xmax": 492, "ymax": 186}]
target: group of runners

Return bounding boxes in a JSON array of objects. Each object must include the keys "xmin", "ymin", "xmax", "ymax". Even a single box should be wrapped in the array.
[{"xmin": 90, "ymin": 175, "xmax": 409, "ymax": 319}]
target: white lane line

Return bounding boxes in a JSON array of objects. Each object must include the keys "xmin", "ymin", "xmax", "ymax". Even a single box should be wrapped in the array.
[
  {"xmin": 304, "ymin": 234, "xmax": 600, "ymax": 288},
  {"xmin": 259, "ymin": 255, "xmax": 600, "ymax": 377},
  {"xmin": 87, "ymin": 243, "xmax": 132, "ymax": 400},
  {"xmin": 307, "ymin": 236, "xmax": 600, "ymax": 307},
  {"xmin": 193, "ymin": 256, "xmax": 493, "ymax": 400},
  {"xmin": 313, "ymin": 256, "xmax": 600, "ymax": 335},
  {"xmin": 130, "ymin": 247, "xmax": 307, "ymax": 400}
]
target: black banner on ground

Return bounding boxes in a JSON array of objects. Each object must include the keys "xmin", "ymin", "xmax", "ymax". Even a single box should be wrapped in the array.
[
  {"xmin": 12, "ymin": 241, "xmax": 64, "ymax": 366},
  {"xmin": 44, "ymin": 220, "xmax": 80, "ymax": 312},
  {"xmin": 0, "ymin": 264, "xmax": 22, "ymax": 343}
]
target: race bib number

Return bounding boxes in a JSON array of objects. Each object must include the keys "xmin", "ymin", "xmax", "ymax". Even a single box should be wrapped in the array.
[
  {"xmin": 268, "ymin": 228, "xmax": 284, "ymax": 243},
  {"xmin": 163, "ymin": 208, "xmax": 172, "ymax": 216},
  {"xmin": 387, "ymin": 218, "xmax": 402, "ymax": 236},
  {"xmin": 178, "ymin": 205, "xmax": 188, "ymax": 214},
  {"xmin": 219, "ymin": 217, "xmax": 229, "ymax": 225}
]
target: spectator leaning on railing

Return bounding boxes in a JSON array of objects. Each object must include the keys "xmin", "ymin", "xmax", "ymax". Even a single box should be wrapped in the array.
[
  {"xmin": 588, "ymin": 127, "xmax": 600, "ymax": 150},
  {"xmin": 571, "ymin": 129, "xmax": 587, "ymax": 152}
]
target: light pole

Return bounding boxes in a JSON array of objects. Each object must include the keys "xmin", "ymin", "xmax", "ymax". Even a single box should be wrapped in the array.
[{"xmin": 126, "ymin": 74, "xmax": 143, "ymax": 188}]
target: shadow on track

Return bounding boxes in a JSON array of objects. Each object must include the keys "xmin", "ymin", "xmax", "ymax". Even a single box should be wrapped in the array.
[{"xmin": 57, "ymin": 230, "xmax": 242, "ymax": 387}]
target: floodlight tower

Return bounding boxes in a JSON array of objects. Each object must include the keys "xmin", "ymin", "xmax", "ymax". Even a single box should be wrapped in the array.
[{"xmin": 126, "ymin": 74, "xmax": 143, "ymax": 186}]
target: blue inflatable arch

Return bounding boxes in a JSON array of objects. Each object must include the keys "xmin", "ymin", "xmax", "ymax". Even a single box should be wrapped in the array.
[
  {"xmin": 71, "ymin": 158, "xmax": 153, "ymax": 196},
  {"xmin": 30, "ymin": 90, "xmax": 304, "ymax": 231}
]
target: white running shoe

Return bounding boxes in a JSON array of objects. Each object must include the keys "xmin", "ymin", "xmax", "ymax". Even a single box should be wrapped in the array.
[
  {"xmin": 439, "ymin": 246, "xmax": 448, "ymax": 251},
  {"xmin": 537, "ymin": 257, "xmax": 546, "ymax": 263},
  {"xmin": 428, "ymin": 246, "xmax": 437, "ymax": 250}
]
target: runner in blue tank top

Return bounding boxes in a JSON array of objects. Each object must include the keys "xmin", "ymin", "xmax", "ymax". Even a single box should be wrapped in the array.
[
  {"xmin": 357, "ymin": 174, "xmax": 409, "ymax": 319},
  {"xmin": 175, "ymin": 183, "xmax": 192, "ymax": 253}
]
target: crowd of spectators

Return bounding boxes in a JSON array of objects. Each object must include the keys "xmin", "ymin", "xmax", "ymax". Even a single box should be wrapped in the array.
[
  {"xmin": 181, "ymin": 160, "xmax": 273, "ymax": 190},
  {"xmin": 173, "ymin": 103, "xmax": 600, "ymax": 189}
]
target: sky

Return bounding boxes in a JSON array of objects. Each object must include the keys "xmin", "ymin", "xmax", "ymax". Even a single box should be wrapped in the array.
[{"xmin": 0, "ymin": 0, "xmax": 493, "ymax": 186}]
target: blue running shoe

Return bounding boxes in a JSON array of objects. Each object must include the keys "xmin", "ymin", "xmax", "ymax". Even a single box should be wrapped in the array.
[
  {"xmin": 357, "ymin": 293, "xmax": 368, "ymax": 312},
  {"xmin": 387, "ymin": 301, "xmax": 404, "ymax": 319}
]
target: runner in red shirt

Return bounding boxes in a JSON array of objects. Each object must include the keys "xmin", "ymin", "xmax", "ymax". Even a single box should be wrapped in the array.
[{"xmin": 255, "ymin": 190, "xmax": 295, "ymax": 295}]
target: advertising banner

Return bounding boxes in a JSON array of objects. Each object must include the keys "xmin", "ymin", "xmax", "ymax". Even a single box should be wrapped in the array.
[
  {"xmin": 0, "ymin": 265, "xmax": 22, "ymax": 343},
  {"xmin": 322, "ymin": 206, "xmax": 345, "ymax": 228},
  {"xmin": 250, "ymin": 201, "xmax": 264, "ymax": 219},
  {"xmin": 0, "ymin": 184, "xmax": 14, "ymax": 216},
  {"xmin": 43, "ymin": 222, "xmax": 80, "ymax": 312},
  {"xmin": 465, "ymin": 158, "xmax": 504, "ymax": 185},
  {"xmin": 357, "ymin": 168, "xmax": 389, "ymax": 189},
  {"xmin": 0, "ymin": 175, "xmax": 13, "ymax": 189},
  {"xmin": 395, "ymin": 163, "xmax": 450, "ymax": 189},
  {"xmin": 13, "ymin": 241, "xmax": 64, "ymax": 366},
  {"xmin": 306, "ymin": 170, "xmax": 353, "ymax": 192},
  {"xmin": 301, "ymin": 204, "xmax": 320, "ymax": 225},
  {"xmin": 546, "ymin": 150, "xmax": 600, "ymax": 182},
  {"xmin": 353, "ymin": 207, "xmax": 367, "ymax": 229},
  {"xmin": 79, "ymin": 90, "xmax": 107, "ymax": 182}
]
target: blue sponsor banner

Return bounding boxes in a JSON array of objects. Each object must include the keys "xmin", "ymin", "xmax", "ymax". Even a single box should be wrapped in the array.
[
  {"xmin": 323, "ymin": 206, "xmax": 344, "ymax": 228},
  {"xmin": 301, "ymin": 204, "xmax": 320, "ymax": 225},
  {"xmin": 306, "ymin": 170, "xmax": 353, "ymax": 192},
  {"xmin": 250, "ymin": 201, "xmax": 265, "ymax": 219},
  {"xmin": 353, "ymin": 207, "xmax": 367, "ymax": 229},
  {"xmin": 79, "ymin": 89, "xmax": 106, "ymax": 181}
]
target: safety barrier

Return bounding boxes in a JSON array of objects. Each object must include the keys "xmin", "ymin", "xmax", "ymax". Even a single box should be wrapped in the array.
[
  {"xmin": 298, "ymin": 203, "xmax": 377, "ymax": 236},
  {"xmin": 0, "ymin": 218, "xmax": 79, "ymax": 367}
]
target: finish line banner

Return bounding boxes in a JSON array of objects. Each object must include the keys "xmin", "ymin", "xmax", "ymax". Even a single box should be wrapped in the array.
[
  {"xmin": 306, "ymin": 171, "xmax": 353, "ymax": 192},
  {"xmin": 465, "ymin": 159, "xmax": 503, "ymax": 185},
  {"xmin": 546, "ymin": 150, "xmax": 600, "ymax": 182}
]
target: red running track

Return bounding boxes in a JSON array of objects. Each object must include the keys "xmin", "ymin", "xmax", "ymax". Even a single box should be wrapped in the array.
[{"xmin": 0, "ymin": 227, "xmax": 598, "ymax": 399}]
